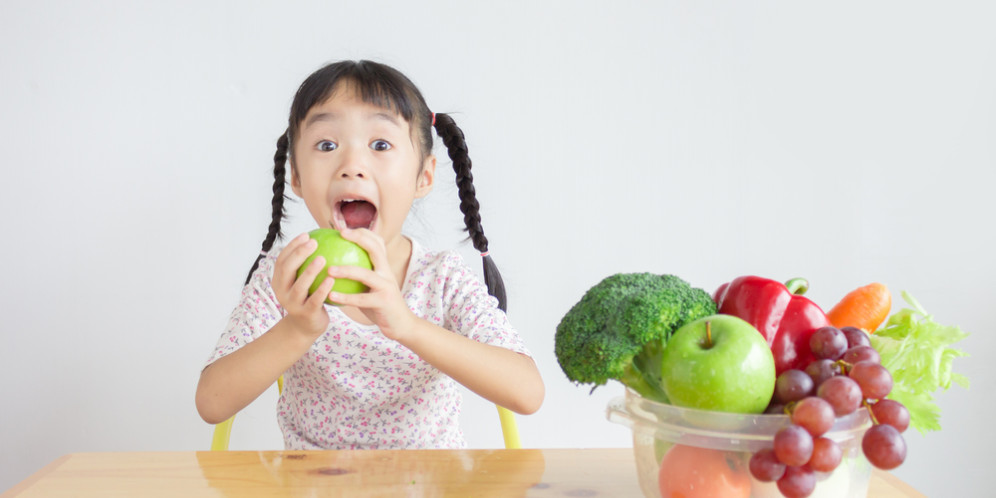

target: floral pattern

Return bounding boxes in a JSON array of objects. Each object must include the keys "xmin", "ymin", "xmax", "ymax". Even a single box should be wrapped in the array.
[{"xmin": 205, "ymin": 239, "xmax": 530, "ymax": 449}]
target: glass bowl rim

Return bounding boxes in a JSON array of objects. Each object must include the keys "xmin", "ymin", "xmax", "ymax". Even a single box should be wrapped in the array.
[{"xmin": 607, "ymin": 388, "xmax": 871, "ymax": 448}]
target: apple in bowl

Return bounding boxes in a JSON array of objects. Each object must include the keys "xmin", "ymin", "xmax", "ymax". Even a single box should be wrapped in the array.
[{"xmin": 660, "ymin": 314, "xmax": 776, "ymax": 414}]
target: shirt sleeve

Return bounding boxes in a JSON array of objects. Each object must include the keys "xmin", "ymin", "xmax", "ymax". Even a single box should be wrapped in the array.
[
  {"xmin": 204, "ymin": 251, "xmax": 285, "ymax": 367},
  {"xmin": 438, "ymin": 251, "xmax": 532, "ymax": 358}
]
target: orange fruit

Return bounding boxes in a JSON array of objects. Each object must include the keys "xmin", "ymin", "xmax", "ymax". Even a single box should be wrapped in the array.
[{"xmin": 658, "ymin": 444, "xmax": 750, "ymax": 498}]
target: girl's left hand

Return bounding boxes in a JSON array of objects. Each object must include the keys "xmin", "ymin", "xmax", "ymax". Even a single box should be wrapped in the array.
[{"xmin": 326, "ymin": 228, "xmax": 415, "ymax": 342}]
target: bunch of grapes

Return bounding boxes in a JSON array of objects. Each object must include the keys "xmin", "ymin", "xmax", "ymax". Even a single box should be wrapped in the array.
[{"xmin": 749, "ymin": 326, "xmax": 910, "ymax": 498}]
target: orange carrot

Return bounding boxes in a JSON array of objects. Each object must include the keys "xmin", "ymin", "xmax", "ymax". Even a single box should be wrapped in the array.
[{"xmin": 826, "ymin": 283, "xmax": 892, "ymax": 333}]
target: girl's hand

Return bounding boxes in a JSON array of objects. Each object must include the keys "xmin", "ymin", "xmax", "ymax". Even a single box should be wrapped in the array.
[
  {"xmin": 271, "ymin": 232, "xmax": 336, "ymax": 340},
  {"xmin": 327, "ymin": 228, "xmax": 415, "ymax": 342}
]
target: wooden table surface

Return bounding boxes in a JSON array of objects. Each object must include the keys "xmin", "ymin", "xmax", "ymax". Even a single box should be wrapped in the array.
[{"xmin": 3, "ymin": 448, "xmax": 924, "ymax": 497}]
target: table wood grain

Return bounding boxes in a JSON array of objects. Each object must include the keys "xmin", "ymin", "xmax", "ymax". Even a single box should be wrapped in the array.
[{"xmin": 2, "ymin": 448, "xmax": 924, "ymax": 497}]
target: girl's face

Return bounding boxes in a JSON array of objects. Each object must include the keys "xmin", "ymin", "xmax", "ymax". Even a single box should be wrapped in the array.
[{"xmin": 290, "ymin": 83, "xmax": 435, "ymax": 247}]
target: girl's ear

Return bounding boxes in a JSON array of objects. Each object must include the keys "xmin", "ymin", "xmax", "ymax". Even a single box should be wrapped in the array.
[
  {"xmin": 415, "ymin": 155, "xmax": 436, "ymax": 198},
  {"xmin": 289, "ymin": 163, "xmax": 303, "ymax": 197}
]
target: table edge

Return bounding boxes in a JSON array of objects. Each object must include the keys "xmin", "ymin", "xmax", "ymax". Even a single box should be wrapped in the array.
[
  {"xmin": 872, "ymin": 469, "xmax": 927, "ymax": 498},
  {"xmin": 0, "ymin": 454, "xmax": 72, "ymax": 497}
]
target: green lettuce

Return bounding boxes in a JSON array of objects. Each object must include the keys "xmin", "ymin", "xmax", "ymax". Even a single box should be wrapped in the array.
[{"xmin": 869, "ymin": 291, "xmax": 969, "ymax": 434}]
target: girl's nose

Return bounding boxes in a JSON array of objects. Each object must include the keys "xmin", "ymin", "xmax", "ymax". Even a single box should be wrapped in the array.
[{"xmin": 336, "ymin": 146, "xmax": 368, "ymax": 179}]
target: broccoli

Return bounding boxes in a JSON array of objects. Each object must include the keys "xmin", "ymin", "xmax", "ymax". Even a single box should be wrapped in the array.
[{"xmin": 554, "ymin": 273, "xmax": 717, "ymax": 402}]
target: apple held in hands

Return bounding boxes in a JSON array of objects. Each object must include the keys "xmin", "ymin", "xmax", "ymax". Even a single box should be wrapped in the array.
[
  {"xmin": 296, "ymin": 228, "xmax": 372, "ymax": 304},
  {"xmin": 660, "ymin": 314, "xmax": 776, "ymax": 414}
]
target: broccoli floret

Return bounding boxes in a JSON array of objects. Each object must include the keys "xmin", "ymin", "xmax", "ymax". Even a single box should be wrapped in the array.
[{"xmin": 554, "ymin": 273, "xmax": 716, "ymax": 402}]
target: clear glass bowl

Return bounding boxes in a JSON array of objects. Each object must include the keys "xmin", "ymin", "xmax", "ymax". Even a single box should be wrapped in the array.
[{"xmin": 607, "ymin": 388, "xmax": 873, "ymax": 498}]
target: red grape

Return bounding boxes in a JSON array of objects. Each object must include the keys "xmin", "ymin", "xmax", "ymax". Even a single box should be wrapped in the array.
[
  {"xmin": 749, "ymin": 448, "xmax": 786, "ymax": 482},
  {"xmin": 810, "ymin": 326, "xmax": 847, "ymax": 360},
  {"xmin": 777, "ymin": 465, "xmax": 816, "ymax": 498},
  {"xmin": 775, "ymin": 369, "xmax": 815, "ymax": 404},
  {"xmin": 842, "ymin": 345, "xmax": 880, "ymax": 365},
  {"xmin": 808, "ymin": 437, "xmax": 843, "ymax": 472},
  {"xmin": 774, "ymin": 425, "xmax": 814, "ymax": 467},
  {"xmin": 791, "ymin": 397, "xmax": 835, "ymax": 437},
  {"xmin": 805, "ymin": 359, "xmax": 840, "ymax": 387},
  {"xmin": 870, "ymin": 399, "xmax": 910, "ymax": 433},
  {"xmin": 848, "ymin": 361, "xmax": 893, "ymax": 400},
  {"xmin": 816, "ymin": 376, "xmax": 863, "ymax": 416},
  {"xmin": 765, "ymin": 402, "xmax": 788, "ymax": 415},
  {"xmin": 863, "ymin": 424, "xmax": 907, "ymax": 470},
  {"xmin": 840, "ymin": 326, "xmax": 871, "ymax": 348}
]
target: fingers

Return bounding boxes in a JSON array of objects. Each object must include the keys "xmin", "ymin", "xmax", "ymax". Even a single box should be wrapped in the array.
[
  {"xmin": 293, "ymin": 255, "xmax": 327, "ymax": 297},
  {"xmin": 272, "ymin": 233, "xmax": 318, "ymax": 290},
  {"xmin": 273, "ymin": 232, "xmax": 336, "ymax": 310},
  {"xmin": 325, "ymin": 274, "xmax": 381, "ymax": 309},
  {"xmin": 326, "ymin": 264, "xmax": 383, "ymax": 294},
  {"xmin": 305, "ymin": 270, "xmax": 337, "ymax": 308},
  {"xmin": 326, "ymin": 289, "xmax": 368, "ymax": 308},
  {"xmin": 339, "ymin": 228, "xmax": 389, "ymax": 274}
]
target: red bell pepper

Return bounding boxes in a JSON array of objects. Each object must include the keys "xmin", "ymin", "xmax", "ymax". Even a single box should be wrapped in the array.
[{"xmin": 713, "ymin": 276, "xmax": 830, "ymax": 376}]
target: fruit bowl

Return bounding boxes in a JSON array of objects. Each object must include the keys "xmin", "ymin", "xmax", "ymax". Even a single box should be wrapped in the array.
[{"xmin": 607, "ymin": 388, "xmax": 873, "ymax": 498}]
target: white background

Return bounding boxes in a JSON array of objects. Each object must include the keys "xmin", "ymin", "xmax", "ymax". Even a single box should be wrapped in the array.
[{"xmin": 2, "ymin": 1, "xmax": 992, "ymax": 496}]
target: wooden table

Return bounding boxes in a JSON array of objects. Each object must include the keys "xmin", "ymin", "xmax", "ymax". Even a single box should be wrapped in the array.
[{"xmin": 3, "ymin": 448, "xmax": 923, "ymax": 497}]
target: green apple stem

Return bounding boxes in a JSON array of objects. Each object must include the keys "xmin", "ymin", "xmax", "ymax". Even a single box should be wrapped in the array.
[{"xmin": 705, "ymin": 321, "xmax": 713, "ymax": 348}]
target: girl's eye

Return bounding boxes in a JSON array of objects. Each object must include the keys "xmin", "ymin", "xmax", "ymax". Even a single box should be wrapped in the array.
[
  {"xmin": 317, "ymin": 140, "xmax": 338, "ymax": 152},
  {"xmin": 370, "ymin": 140, "xmax": 392, "ymax": 152}
]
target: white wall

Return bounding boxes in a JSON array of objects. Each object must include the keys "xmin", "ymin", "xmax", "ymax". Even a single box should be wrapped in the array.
[{"xmin": 2, "ymin": 1, "xmax": 992, "ymax": 496}]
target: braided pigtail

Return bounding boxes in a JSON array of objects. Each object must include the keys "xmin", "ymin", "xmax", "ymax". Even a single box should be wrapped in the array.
[
  {"xmin": 244, "ymin": 131, "xmax": 291, "ymax": 285},
  {"xmin": 432, "ymin": 113, "xmax": 508, "ymax": 312}
]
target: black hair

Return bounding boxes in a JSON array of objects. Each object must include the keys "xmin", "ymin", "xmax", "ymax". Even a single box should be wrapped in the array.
[{"xmin": 244, "ymin": 60, "xmax": 508, "ymax": 311}]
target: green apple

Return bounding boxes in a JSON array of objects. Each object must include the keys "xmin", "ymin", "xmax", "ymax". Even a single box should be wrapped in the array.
[
  {"xmin": 296, "ymin": 228, "xmax": 372, "ymax": 304},
  {"xmin": 660, "ymin": 314, "xmax": 775, "ymax": 414}
]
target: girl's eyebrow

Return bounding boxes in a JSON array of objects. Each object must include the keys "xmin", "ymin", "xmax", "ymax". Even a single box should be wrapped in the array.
[
  {"xmin": 371, "ymin": 111, "xmax": 401, "ymax": 126},
  {"xmin": 303, "ymin": 111, "xmax": 401, "ymax": 128},
  {"xmin": 304, "ymin": 112, "xmax": 338, "ymax": 128}
]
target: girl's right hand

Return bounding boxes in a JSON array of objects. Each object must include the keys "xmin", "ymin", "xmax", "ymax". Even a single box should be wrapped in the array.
[{"xmin": 271, "ymin": 232, "xmax": 335, "ymax": 340}]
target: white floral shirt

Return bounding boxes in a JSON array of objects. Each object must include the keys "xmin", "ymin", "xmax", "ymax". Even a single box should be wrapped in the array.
[{"xmin": 205, "ymin": 238, "xmax": 531, "ymax": 450}]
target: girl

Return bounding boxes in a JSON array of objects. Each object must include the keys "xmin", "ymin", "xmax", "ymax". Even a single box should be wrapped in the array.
[{"xmin": 195, "ymin": 60, "xmax": 544, "ymax": 450}]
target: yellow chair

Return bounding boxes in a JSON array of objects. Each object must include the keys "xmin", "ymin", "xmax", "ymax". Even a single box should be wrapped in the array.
[
  {"xmin": 496, "ymin": 406, "xmax": 521, "ymax": 449},
  {"xmin": 210, "ymin": 376, "xmax": 521, "ymax": 450},
  {"xmin": 210, "ymin": 376, "xmax": 285, "ymax": 451}
]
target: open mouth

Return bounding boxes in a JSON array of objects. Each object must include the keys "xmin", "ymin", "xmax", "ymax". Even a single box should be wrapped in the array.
[{"xmin": 335, "ymin": 199, "xmax": 377, "ymax": 230}]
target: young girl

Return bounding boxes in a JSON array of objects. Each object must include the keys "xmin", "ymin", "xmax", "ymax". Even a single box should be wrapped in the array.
[{"xmin": 195, "ymin": 60, "xmax": 544, "ymax": 450}]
